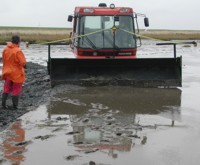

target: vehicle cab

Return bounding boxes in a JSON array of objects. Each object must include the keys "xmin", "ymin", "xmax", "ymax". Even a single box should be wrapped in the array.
[{"xmin": 68, "ymin": 3, "xmax": 149, "ymax": 58}]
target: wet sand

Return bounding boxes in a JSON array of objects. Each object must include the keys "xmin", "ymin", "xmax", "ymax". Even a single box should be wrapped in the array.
[{"xmin": 0, "ymin": 40, "xmax": 200, "ymax": 165}]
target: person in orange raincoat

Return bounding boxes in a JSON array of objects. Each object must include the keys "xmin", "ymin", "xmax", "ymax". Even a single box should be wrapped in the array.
[{"xmin": 1, "ymin": 35, "xmax": 26, "ymax": 110}]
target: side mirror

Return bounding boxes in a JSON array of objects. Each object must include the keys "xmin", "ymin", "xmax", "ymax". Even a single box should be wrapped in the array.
[
  {"xmin": 68, "ymin": 15, "xmax": 73, "ymax": 22},
  {"xmin": 144, "ymin": 17, "xmax": 149, "ymax": 27}
]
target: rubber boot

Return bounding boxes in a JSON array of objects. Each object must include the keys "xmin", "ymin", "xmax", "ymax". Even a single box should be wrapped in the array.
[
  {"xmin": 2, "ymin": 93, "xmax": 9, "ymax": 109},
  {"xmin": 12, "ymin": 96, "xmax": 19, "ymax": 110}
]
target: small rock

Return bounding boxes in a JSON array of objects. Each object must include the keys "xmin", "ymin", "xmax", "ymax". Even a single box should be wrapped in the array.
[
  {"xmin": 73, "ymin": 141, "xmax": 83, "ymax": 145},
  {"xmin": 52, "ymin": 127, "xmax": 62, "ymax": 132},
  {"xmin": 100, "ymin": 139, "xmax": 110, "ymax": 143},
  {"xmin": 65, "ymin": 155, "xmax": 80, "ymax": 161},
  {"xmin": 141, "ymin": 136, "xmax": 147, "ymax": 145},
  {"xmin": 116, "ymin": 133, "xmax": 122, "ymax": 136},
  {"xmin": 34, "ymin": 135, "xmax": 54, "ymax": 140},
  {"xmin": 13, "ymin": 150, "xmax": 24, "ymax": 155},
  {"xmin": 40, "ymin": 135, "xmax": 54, "ymax": 140},
  {"xmin": 56, "ymin": 116, "xmax": 62, "ymax": 120},
  {"xmin": 66, "ymin": 131, "xmax": 80, "ymax": 135},
  {"xmin": 113, "ymin": 153, "xmax": 118, "ymax": 158},
  {"xmin": 82, "ymin": 118, "xmax": 89, "ymax": 123},
  {"xmin": 85, "ymin": 148, "xmax": 99, "ymax": 154},
  {"xmin": 2, "ymin": 122, "xmax": 7, "ymax": 126},
  {"xmin": 15, "ymin": 141, "xmax": 31, "ymax": 146},
  {"xmin": 128, "ymin": 134, "xmax": 141, "ymax": 139},
  {"xmin": 34, "ymin": 136, "xmax": 42, "ymax": 139},
  {"xmin": 89, "ymin": 161, "xmax": 96, "ymax": 165}
]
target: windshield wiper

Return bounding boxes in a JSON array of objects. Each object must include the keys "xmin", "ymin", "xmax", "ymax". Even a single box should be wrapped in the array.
[
  {"xmin": 102, "ymin": 30, "xmax": 120, "ymax": 50},
  {"xmin": 82, "ymin": 34, "xmax": 98, "ymax": 50}
]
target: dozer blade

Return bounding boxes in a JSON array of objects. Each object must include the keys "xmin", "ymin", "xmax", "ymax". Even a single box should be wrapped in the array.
[{"xmin": 49, "ymin": 57, "xmax": 182, "ymax": 88}]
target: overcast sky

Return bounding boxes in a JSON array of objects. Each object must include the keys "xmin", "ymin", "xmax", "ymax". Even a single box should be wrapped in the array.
[{"xmin": 0, "ymin": 0, "xmax": 199, "ymax": 30}]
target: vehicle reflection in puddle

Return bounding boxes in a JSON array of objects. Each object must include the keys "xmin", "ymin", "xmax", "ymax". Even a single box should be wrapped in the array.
[
  {"xmin": 0, "ymin": 86, "xmax": 182, "ymax": 165},
  {"xmin": 48, "ymin": 86, "xmax": 181, "ymax": 154}
]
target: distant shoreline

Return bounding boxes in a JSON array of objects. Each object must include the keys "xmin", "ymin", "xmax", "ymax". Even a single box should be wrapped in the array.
[
  {"xmin": 140, "ymin": 29, "xmax": 200, "ymax": 41},
  {"xmin": 0, "ymin": 26, "xmax": 200, "ymax": 44}
]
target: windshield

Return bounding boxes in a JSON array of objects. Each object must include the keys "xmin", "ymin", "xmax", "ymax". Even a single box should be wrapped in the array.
[{"xmin": 79, "ymin": 15, "xmax": 136, "ymax": 49}]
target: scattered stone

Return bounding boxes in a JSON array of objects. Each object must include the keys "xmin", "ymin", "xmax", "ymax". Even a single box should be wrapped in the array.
[
  {"xmin": 84, "ymin": 148, "xmax": 99, "ymax": 154},
  {"xmin": 52, "ymin": 127, "xmax": 63, "ymax": 132},
  {"xmin": 56, "ymin": 117, "xmax": 62, "ymax": 120},
  {"xmin": 65, "ymin": 155, "xmax": 80, "ymax": 161},
  {"xmin": 2, "ymin": 122, "xmax": 7, "ymax": 126},
  {"xmin": 89, "ymin": 161, "xmax": 96, "ymax": 165},
  {"xmin": 116, "ymin": 133, "xmax": 122, "ymax": 136},
  {"xmin": 100, "ymin": 139, "xmax": 110, "ymax": 143},
  {"xmin": 82, "ymin": 118, "xmax": 89, "ymax": 123},
  {"xmin": 41, "ymin": 135, "xmax": 54, "ymax": 140},
  {"xmin": 141, "ymin": 136, "xmax": 147, "ymax": 145},
  {"xmin": 115, "ymin": 130, "xmax": 133, "ymax": 136},
  {"xmin": 13, "ymin": 150, "xmax": 26, "ymax": 155},
  {"xmin": 34, "ymin": 135, "xmax": 54, "ymax": 140},
  {"xmin": 112, "ymin": 153, "xmax": 118, "ymax": 158},
  {"xmin": 15, "ymin": 140, "xmax": 31, "ymax": 146},
  {"xmin": 73, "ymin": 141, "xmax": 84, "ymax": 145},
  {"xmin": 66, "ymin": 131, "xmax": 80, "ymax": 135},
  {"xmin": 34, "ymin": 135, "xmax": 43, "ymax": 139},
  {"xmin": 128, "ymin": 134, "xmax": 141, "ymax": 139},
  {"xmin": 106, "ymin": 116, "xmax": 113, "ymax": 120}
]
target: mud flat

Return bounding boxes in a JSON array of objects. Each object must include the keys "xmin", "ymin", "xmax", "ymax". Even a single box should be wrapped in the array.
[
  {"xmin": 0, "ymin": 26, "xmax": 200, "ymax": 44},
  {"xmin": 0, "ymin": 40, "xmax": 200, "ymax": 165}
]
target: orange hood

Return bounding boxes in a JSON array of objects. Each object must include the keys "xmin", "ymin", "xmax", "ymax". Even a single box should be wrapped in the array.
[{"xmin": 1, "ymin": 43, "xmax": 26, "ymax": 83}]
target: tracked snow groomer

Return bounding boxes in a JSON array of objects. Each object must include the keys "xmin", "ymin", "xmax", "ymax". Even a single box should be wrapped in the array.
[{"xmin": 48, "ymin": 3, "xmax": 186, "ymax": 88}]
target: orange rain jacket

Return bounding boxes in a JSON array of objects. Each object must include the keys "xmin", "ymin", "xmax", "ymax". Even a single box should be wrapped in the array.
[{"xmin": 2, "ymin": 43, "xmax": 26, "ymax": 83}]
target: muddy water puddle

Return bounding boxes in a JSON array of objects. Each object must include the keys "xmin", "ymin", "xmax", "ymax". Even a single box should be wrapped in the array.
[{"xmin": 0, "ymin": 40, "xmax": 200, "ymax": 165}]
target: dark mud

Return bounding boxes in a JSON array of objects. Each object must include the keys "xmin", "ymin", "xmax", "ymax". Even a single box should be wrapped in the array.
[{"xmin": 0, "ymin": 62, "xmax": 50, "ymax": 131}]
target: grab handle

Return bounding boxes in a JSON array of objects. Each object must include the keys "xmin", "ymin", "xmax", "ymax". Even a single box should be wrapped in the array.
[{"xmin": 156, "ymin": 41, "xmax": 197, "ymax": 58}]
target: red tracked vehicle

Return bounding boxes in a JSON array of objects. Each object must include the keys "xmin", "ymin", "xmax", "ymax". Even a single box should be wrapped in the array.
[
  {"xmin": 48, "ymin": 3, "xmax": 184, "ymax": 88},
  {"xmin": 68, "ymin": 3, "xmax": 147, "ymax": 59}
]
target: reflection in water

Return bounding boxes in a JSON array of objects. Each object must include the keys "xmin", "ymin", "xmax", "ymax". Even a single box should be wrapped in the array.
[
  {"xmin": 2, "ymin": 121, "xmax": 25, "ymax": 164},
  {"xmin": 50, "ymin": 86, "xmax": 181, "ymax": 114},
  {"xmin": 49, "ymin": 86, "xmax": 181, "ymax": 154}
]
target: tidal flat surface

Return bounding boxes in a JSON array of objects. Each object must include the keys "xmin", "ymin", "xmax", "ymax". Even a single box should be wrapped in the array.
[{"xmin": 0, "ymin": 40, "xmax": 200, "ymax": 165}]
